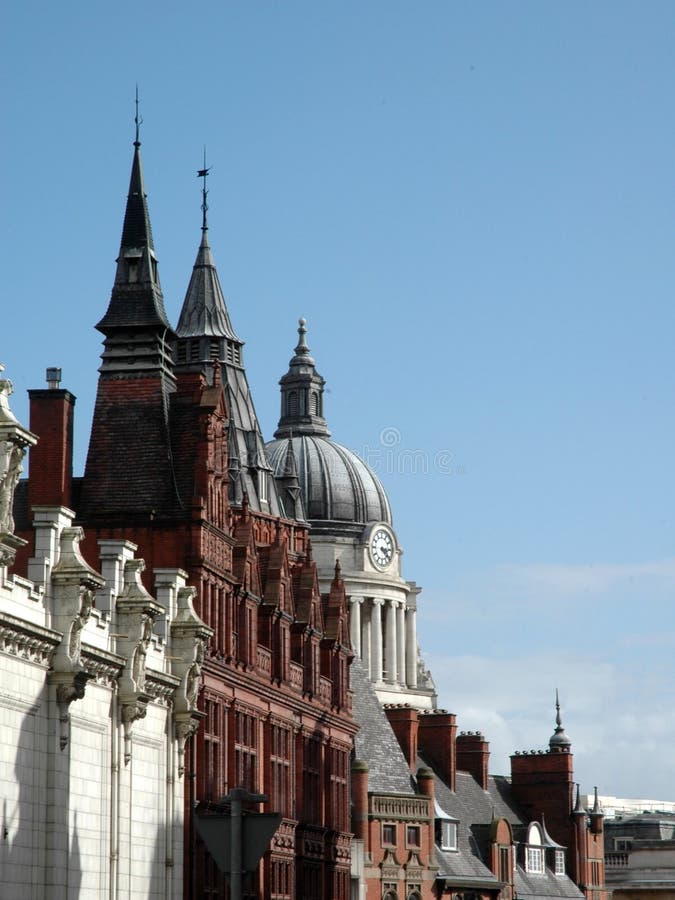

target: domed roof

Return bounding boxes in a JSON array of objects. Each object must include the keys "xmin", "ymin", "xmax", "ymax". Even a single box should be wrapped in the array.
[
  {"xmin": 266, "ymin": 435, "xmax": 392, "ymax": 533},
  {"xmin": 268, "ymin": 320, "xmax": 393, "ymax": 534}
]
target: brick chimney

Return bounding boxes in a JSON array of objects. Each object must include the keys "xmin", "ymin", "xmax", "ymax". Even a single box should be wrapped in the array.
[
  {"xmin": 384, "ymin": 705, "xmax": 419, "ymax": 772},
  {"xmin": 456, "ymin": 731, "xmax": 490, "ymax": 789},
  {"xmin": 510, "ymin": 749, "xmax": 574, "ymax": 847},
  {"xmin": 28, "ymin": 369, "xmax": 75, "ymax": 509},
  {"xmin": 351, "ymin": 759, "xmax": 369, "ymax": 844},
  {"xmin": 418, "ymin": 710, "xmax": 456, "ymax": 791}
]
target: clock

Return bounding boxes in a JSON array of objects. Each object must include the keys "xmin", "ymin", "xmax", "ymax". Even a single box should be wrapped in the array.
[{"xmin": 370, "ymin": 528, "xmax": 394, "ymax": 569}]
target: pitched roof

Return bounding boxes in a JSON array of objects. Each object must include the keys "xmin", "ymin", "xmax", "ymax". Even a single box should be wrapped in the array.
[{"xmin": 350, "ymin": 657, "xmax": 413, "ymax": 794}]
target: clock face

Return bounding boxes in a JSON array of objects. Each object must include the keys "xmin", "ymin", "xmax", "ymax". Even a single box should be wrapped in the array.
[{"xmin": 371, "ymin": 529, "xmax": 394, "ymax": 569}]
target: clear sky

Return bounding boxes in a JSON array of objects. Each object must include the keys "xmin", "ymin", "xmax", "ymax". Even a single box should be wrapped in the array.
[{"xmin": 2, "ymin": 1, "xmax": 675, "ymax": 800}]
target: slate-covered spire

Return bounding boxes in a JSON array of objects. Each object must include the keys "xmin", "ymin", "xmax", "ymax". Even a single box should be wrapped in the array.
[
  {"xmin": 174, "ymin": 166, "xmax": 280, "ymax": 516},
  {"xmin": 549, "ymin": 690, "xmax": 572, "ymax": 752},
  {"xmin": 80, "ymin": 114, "xmax": 179, "ymax": 523},
  {"xmin": 274, "ymin": 319, "xmax": 330, "ymax": 439},
  {"xmin": 97, "ymin": 133, "xmax": 172, "ymax": 340}
]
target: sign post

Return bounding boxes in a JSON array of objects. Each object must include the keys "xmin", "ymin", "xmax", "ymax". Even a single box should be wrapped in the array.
[{"xmin": 195, "ymin": 789, "xmax": 282, "ymax": 900}]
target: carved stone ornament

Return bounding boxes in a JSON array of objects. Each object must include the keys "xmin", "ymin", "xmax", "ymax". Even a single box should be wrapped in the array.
[
  {"xmin": 0, "ymin": 365, "xmax": 37, "ymax": 565},
  {"xmin": 116, "ymin": 558, "xmax": 164, "ymax": 764},
  {"xmin": 170, "ymin": 585, "xmax": 213, "ymax": 776},
  {"xmin": 50, "ymin": 527, "xmax": 105, "ymax": 750}
]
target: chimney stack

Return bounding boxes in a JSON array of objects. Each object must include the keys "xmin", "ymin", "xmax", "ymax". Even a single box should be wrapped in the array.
[
  {"xmin": 384, "ymin": 705, "xmax": 419, "ymax": 772},
  {"xmin": 456, "ymin": 731, "xmax": 490, "ymax": 789},
  {"xmin": 418, "ymin": 710, "xmax": 457, "ymax": 791},
  {"xmin": 28, "ymin": 369, "xmax": 75, "ymax": 509}
]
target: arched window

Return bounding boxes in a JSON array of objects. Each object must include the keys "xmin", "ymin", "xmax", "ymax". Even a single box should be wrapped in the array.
[{"xmin": 309, "ymin": 391, "xmax": 319, "ymax": 415}]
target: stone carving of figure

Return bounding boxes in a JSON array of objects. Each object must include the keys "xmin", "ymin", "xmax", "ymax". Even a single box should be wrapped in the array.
[
  {"xmin": 185, "ymin": 640, "xmax": 205, "ymax": 709},
  {"xmin": 131, "ymin": 615, "xmax": 154, "ymax": 691},
  {"xmin": 68, "ymin": 587, "xmax": 94, "ymax": 665},
  {"xmin": 0, "ymin": 441, "xmax": 24, "ymax": 533},
  {"xmin": 0, "ymin": 375, "xmax": 18, "ymax": 425}
]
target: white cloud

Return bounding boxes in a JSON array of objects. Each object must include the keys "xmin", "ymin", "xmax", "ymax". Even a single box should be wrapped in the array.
[{"xmin": 422, "ymin": 647, "xmax": 675, "ymax": 801}]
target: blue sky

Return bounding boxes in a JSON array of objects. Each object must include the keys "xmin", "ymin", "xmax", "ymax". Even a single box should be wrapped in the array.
[{"xmin": 3, "ymin": 1, "xmax": 675, "ymax": 799}]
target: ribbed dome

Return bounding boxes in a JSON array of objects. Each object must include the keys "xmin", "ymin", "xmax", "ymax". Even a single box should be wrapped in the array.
[{"xmin": 266, "ymin": 435, "xmax": 392, "ymax": 533}]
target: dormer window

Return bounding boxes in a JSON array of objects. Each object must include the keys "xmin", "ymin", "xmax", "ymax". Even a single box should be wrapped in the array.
[
  {"xmin": 526, "ymin": 847, "xmax": 544, "ymax": 874},
  {"xmin": 128, "ymin": 259, "xmax": 139, "ymax": 283},
  {"xmin": 258, "ymin": 470, "xmax": 268, "ymax": 503},
  {"xmin": 554, "ymin": 850, "xmax": 565, "ymax": 875},
  {"xmin": 525, "ymin": 822, "xmax": 545, "ymax": 874},
  {"xmin": 441, "ymin": 820, "xmax": 458, "ymax": 851},
  {"xmin": 435, "ymin": 799, "xmax": 459, "ymax": 851}
]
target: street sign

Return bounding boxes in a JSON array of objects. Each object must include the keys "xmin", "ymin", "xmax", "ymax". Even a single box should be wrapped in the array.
[{"xmin": 196, "ymin": 811, "xmax": 282, "ymax": 874}]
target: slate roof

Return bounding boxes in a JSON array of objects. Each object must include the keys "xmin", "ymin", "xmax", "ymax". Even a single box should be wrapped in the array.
[
  {"xmin": 174, "ymin": 227, "xmax": 282, "ymax": 517},
  {"xmin": 97, "ymin": 141, "xmax": 172, "ymax": 334},
  {"xmin": 350, "ymin": 656, "xmax": 413, "ymax": 793},
  {"xmin": 266, "ymin": 435, "xmax": 392, "ymax": 530},
  {"xmin": 432, "ymin": 766, "xmax": 584, "ymax": 900}
]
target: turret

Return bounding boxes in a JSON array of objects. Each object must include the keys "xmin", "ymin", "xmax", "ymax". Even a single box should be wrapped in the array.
[
  {"xmin": 173, "ymin": 164, "xmax": 279, "ymax": 516},
  {"xmin": 274, "ymin": 319, "xmax": 329, "ymax": 439}
]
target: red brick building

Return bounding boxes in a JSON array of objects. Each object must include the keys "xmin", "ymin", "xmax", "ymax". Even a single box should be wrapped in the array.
[
  {"xmin": 17, "ymin": 136, "xmax": 357, "ymax": 899},
  {"xmin": 350, "ymin": 693, "xmax": 608, "ymax": 900}
]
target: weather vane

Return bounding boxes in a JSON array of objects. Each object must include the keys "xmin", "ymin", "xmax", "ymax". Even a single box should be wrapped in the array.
[
  {"xmin": 197, "ymin": 147, "xmax": 211, "ymax": 231},
  {"xmin": 134, "ymin": 85, "xmax": 143, "ymax": 146}
]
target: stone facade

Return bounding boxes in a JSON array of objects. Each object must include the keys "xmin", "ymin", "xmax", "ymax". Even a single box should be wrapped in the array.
[{"xmin": 0, "ymin": 378, "xmax": 202, "ymax": 899}]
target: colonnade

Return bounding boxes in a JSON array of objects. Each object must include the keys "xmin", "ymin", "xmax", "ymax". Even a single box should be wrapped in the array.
[{"xmin": 349, "ymin": 595, "xmax": 418, "ymax": 688}]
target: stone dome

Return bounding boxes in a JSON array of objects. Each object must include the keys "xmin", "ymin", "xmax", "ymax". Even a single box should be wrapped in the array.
[{"xmin": 266, "ymin": 435, "xmax": 392, "ymax": 533}]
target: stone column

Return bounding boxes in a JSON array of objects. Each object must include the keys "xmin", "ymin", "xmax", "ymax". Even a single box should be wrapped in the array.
[
  {"xmin": 349, "ymin": 596, "xmax": 363, "ymax": 656},
  {"xmin": 396, "ymin": 601, "xmax": 406, "ymax": 685},
  {"xmin": 361, "ymin": 601, "xmax": 372, "ymax": 678},
  {"xmin": 405, "ymin": 606, "xmax": 418, "ymax": 687},
  {"xmin": 384, "ymin": 599, "xmax": 397, "ymax": 684},
  {"xmin": 370, "ymin": 599, "xmax": 384, "ymax": 683}
]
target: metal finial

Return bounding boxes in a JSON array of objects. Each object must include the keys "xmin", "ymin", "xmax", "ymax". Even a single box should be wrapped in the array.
[
  {"xmin": 555, "ymin": 688, "xmax": 562, "ymax": 727},
  {"xmin": 295, "ymin": 317, "xmax": 309, "ymax": 354},
  {"xmin": 134, "ymin": 85, "xmax": 143, "ymax": 147},
  {"xmin": 197, "ymin": 147, "xmax": 211, "ymax": 231}
]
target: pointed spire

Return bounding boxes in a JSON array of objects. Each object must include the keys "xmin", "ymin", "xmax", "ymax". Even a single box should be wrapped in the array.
[
  {"xmin": 334, "ymin": 559, "xmax": 342, "ymax": 581},
  {"xmin": 274, "ymin": 318, "xmax": 330, "ymax": 439},
  {"xmin": 95, "ymin": 99, "xmax": 174, "ymax": 374},
  {"xmin": 592, "ymin": 786, "xmax": 601, "ymax": 815},
  {"xmin": 549, "ymin": 689, "xmax": 572, "ymax": 752},
  {"xmin": 175, "ymin": 160, "xmax": 240, "ymax": 353},
  {"xmin": 573, "ymin": 783, "xmax": 586, "ymax": 815}
]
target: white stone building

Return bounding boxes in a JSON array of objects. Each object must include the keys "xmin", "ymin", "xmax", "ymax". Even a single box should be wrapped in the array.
[{"xmin": 0, "ymin": 369, "xmax": 210, "ymax": 899}]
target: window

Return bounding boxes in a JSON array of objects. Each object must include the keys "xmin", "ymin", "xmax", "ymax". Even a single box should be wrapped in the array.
[
  {"xmin": 328, "ymin": 744, "xmax": 349, "ymax": 832},
  {"xmin": 554, "ymin": 850, "xmax": 565, "ymax": 875},
  {"xmin": 440, "ymin": 820, "xmax": 457, "ymax": 850},
  {"xmin": 234, "ymin": 708, "xmax": 258, "ymax": 792},
  {"xmin": 499, "ymin": 845, "xmax": 513, "ymax": 882},
  {"xmin": 303, "ymin": 736, "xmax": 321, "ymax": 823},
  {"xmin": 270, "ymin": 722, "xmax": 293, "ymax": 818},
  {"xmin": 406, "ymin": 825, "xmax": 421, "ymax": 848},
  {"xmin": 258, "ymin": 470, "xmax": 268, "ymax": 503},
  {"xmin": 288, "ymin": 391, "xmax": 298, "ymax": 417},
  {"xmin": 526, "ymin": 847, "xmax": 544, "ymax": 874},
  {"xmin": 382, "ymin": 823, "xmax": 396, "ymax": 846}
]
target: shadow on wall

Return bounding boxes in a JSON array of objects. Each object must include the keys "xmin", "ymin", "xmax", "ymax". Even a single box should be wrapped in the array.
[{"xmin": 1, "ymin": 684, "xmax": 80, "ymax": 899}]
